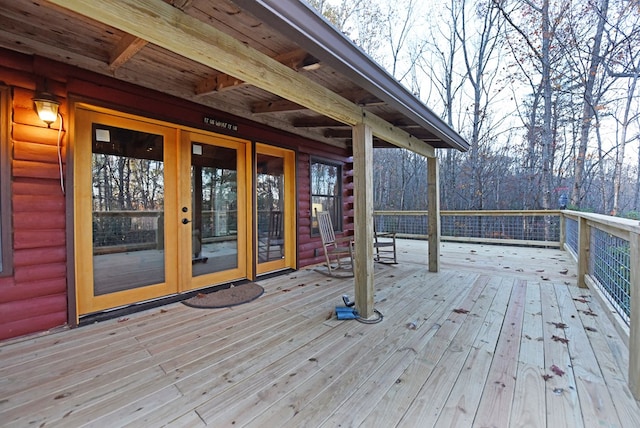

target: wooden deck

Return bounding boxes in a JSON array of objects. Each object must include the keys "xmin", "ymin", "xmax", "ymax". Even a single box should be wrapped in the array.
[{"xmin": 1, "ymin": 241, "xmax": 639, "ymax": 427}]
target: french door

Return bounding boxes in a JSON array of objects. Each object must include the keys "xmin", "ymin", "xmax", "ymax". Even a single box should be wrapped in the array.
[
  {"xmin": 74, "ymin": 107, "xmax": 249, "ymax": 315},
  {"xmin": 255, "ymin": 143, "xmax": 296, "ymax": 275},
  {"xmin": 180, "ymin": 131, "xmax": 250, "ymax": 290}
]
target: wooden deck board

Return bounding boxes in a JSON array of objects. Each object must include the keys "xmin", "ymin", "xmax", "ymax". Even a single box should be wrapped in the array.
[
  {"xmin": 473, "ymin": 278, "xmax": 527, "ymax": 427},
  {"xmin": 510, "ymin": 282, "xmax": 546, "ymax": 428},
  {"xmin": 434, "ymin": 277, "xmax": 514, "ymax": 427},
  {"xmin": 1, "ymin": 241, "xmax": 639, "ymax": 427}
]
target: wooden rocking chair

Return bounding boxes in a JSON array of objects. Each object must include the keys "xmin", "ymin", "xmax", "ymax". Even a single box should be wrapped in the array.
[
  {"xmin": 373, "ymin": 221, "xmax": 397, "ymax": 264},
  {"xmin": 315, "ymin": 209, "xmax": 354, "ymax": 276}
]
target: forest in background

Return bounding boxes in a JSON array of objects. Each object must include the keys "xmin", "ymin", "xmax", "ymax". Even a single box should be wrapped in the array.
[{"xmin": 307, "ymin": 0, "xmax": 640, "ymax": 216}]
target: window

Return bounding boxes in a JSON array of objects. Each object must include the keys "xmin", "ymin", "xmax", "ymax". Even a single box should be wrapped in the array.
[
  {"xmin": 310, "ymin": 159, "xmax": 342, "ymax": 235},
  {"xmin": 1, "ymin": 86, "xmax": 11, "ymax": 275}
]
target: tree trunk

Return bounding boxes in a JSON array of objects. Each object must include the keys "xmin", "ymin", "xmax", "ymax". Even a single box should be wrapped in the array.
[{"xmin": 571, "ymin": 0, "xmax": 609, "ymax": 208}]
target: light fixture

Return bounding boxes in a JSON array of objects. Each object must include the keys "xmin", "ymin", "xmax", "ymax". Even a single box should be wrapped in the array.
[{"xmin": 33, "ymin": 92, "xmax": 60, "ymax": 127}]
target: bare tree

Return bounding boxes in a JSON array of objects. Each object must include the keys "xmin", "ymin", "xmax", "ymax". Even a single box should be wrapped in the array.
[
  {"xmin": 455, "ymin": 0, "xmax": 505, "ymax": 209},
  {"xmin": 568, "ymin": 0, "xmax": 610, "ymax": 208}
]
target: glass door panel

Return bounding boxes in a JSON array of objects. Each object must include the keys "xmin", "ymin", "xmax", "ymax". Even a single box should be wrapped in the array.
[
  {"xmin": 92, "ymin": 124, "xmax": 166, "ymax": 295},
  {"xmin": 255, "ymin": 144, "xmax": 296, "ymax": 275},
  {"xmin": 191, "ymin": 143, "xmax": 238, "ymax": 277},
  {"xmin": 256, "ymin": 153, "xmax": 285, "ymax": 263}
]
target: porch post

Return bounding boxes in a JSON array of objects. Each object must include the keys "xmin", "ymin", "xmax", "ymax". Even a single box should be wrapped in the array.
[
  {"xmin": 427, "ymin": 156, "xmax": 440, "ymax": 272},
  {"xmin": 577, "ymin": 216, "xmax": 589, "ymax": 288},
  {"xmin": 352, "ymin": 123, "xmax": 374, "ymax": 318}
]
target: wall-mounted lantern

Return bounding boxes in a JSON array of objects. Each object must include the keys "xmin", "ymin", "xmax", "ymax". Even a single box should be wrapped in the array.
[{"xmin": 32, "ymin": 92, "xmax": 60, "ymax": 127}]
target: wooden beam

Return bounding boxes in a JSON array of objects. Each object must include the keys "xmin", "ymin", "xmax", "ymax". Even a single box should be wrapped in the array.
[
  {"xmin": 195, "ymin": 48, "xmax": 319, "ymax": 96},
  {"xmin": 292, "ymin": 116, "xmax": 347, "ymax": 128},
  {"xmin": 324, "ymin": 129, "xmax": 352, "ymax": 138},
  {"xmin": 251, "ymin": 99, "xmax": 306, "ymax": 114},
  {"xmin": 274, "ymin": 48, "xmax": 319, "ymax": 71},
  {"xmin": 108, "ymin": 33, "xmax": 148, "ymax": 71},
  {"xmin": 352, "ymin": 123, "xmax": 375, "ymax": 319},
  {"xmin": 427, "ymin": 156, "xmax": 440, "ymax": 272},
  {"xmin": 364, "ymin": 112, "xmax": 435, "ymax": 158},
  {"xmin": 165, "ymin": 0, "xmax": 193, "ymax": 11},
  {"xmin": 48, "ymin": 0, "xmax": 435, "ymax": 155},
  {"xmin": 195, "ymin": 74, "xmax": 247, "ymax": 95},
  {"xmin": 255, "ymin": 89, "xmax": 384, "ymax": 115}
]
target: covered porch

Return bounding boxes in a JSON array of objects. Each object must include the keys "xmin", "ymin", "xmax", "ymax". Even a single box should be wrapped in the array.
[{"xmin": 2, "ymin": 240, "xmax": 638, "ymax": 427}]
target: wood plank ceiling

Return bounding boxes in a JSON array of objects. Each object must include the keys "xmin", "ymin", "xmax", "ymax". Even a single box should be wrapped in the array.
[{"xmin": 0, "ymin": 0, "xmax": 468, "ymax": 154}]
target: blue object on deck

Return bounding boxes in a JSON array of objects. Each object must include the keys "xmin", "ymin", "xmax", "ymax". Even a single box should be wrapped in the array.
[{"xmin": 335, "ymin": 306, "xmax": 358, "ymax": 320}]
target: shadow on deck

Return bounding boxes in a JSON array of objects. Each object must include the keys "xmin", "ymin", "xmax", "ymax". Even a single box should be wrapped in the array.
[{"xmin": 1, "ymin": 241, "xmax": 639, "ymax": 427}]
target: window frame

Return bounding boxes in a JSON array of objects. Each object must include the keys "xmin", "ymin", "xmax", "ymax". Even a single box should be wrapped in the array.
[
  {"xmin": 310, "ymin": 157, "xmax": 343, "ymax": 236},
  {"xmin": 0, "ymin": 86, "xmax": 12, "ymax": 276}
]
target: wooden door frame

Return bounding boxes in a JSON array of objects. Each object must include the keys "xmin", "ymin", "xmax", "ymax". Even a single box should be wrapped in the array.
[
  {"xmin": 179, "ymin": 130, "xmax": 253, "ymax": 290},
  {"xmin": 254, "ymin": 143, "xmax": 297, "ymax": 276},
  {"xmin": 74, "ymin": 106, "xmax": 179, "ymax": 316}
]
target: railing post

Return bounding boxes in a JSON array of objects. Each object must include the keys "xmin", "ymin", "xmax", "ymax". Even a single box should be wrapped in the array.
[
  {"xmin": 629, "ymin": 231, "xmax": 640, "ymax": 400},
  {"xmin": 577, "ymin": 216, "xmax": 589, "ymax": 288},
  {"xmin": 559, "ymin": 212, "xmax": 566, "ymax": 250}
]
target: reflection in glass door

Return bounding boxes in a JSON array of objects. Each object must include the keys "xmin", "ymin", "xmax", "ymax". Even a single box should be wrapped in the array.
[
  {"xmin": 91, "ymin": 124, "xmax": 166, "ymax": 296},
  {"xmin": 191, "ymin": 143, "xmax": 238, "ymax": 277},
  {"xmin": 255, "ymin": 144, "xmax": 296, "ymax": 274},
  {"xmin": 256, "ymin": 153, "xmax": 284, "ymax": 263}
]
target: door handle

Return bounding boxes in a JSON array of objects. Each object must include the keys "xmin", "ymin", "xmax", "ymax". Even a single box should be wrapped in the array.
[{"xmin": 182, "ymin": 218, "xmax": 191, "ymax": 224}]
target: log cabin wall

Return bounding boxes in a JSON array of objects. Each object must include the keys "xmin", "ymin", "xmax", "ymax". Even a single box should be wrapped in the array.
[
  {"xmin": 0, "ymin": 54, "xmax": 69, "ymax": 341},
  {"xmin": 0, "ymin": 48, "xmax": 353, "ymax": 341}
]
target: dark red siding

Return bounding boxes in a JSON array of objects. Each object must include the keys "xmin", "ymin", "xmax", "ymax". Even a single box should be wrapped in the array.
[{"xmin": 0, "ymin": 80, "xmax": 68, "ymax": 341}]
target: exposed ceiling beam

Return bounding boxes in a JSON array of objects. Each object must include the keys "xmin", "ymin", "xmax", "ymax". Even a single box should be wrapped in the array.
[
  {"xmin": 164, "ymin": 0, "xmax": 193, "ymax": 11},
  {"xmin": 252, "ymin": 99, "xmax": 305, "ymax": 114},
  {"xmin": 292, "ymin": 117, "xmax": 347, "ymax": 128},
  {"xmin": 108, "ymin": 34, "xmax": 148, "ymax": 71},
  {"xmin": 48, "ymin": 0, "xmax": 435, "ymax": 157},
  {"xmin": 195, "ymin": 74, "xmax": 247, "ymax": 95},
  {"xmin": 195, "ymin": 48, "xmax": 319, "ymax": 96},
  {"xmin": 254, "ymin": 89, "xmax": 385, "ymax": 114},
  {"xmin": 324, "ymin": 129, "xmax": 352, "ymax": 139}
]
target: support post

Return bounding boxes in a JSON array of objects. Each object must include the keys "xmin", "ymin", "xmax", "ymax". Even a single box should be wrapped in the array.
[
  {"xmin": 577, "ymin": 216, "xmax": 589, "ymax": 288},
  {"xmin": 352, "ymin": 123, "xmax": 374, "ymax": 318},
  {"xmin": 559, "ymin": 212, "xmax": 566, "ymax": 250},
  {"xmin": 629, "ymin": 231, "xmax": 640, "ymax": 399},
  {"xmin": 427, "ymin": 156, "xmax": 440, "ymax": 272}
]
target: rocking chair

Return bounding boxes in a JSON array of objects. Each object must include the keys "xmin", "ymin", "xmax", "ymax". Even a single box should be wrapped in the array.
[
  {"xmin": 315, "ymin": 209, "xmax": 354, "ymax": 276},
  {"xmin": 373, "ymin": 221, "xmax": 397, "ymax": 264}
]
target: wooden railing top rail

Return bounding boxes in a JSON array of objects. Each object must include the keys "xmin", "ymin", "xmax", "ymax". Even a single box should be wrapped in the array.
[
  {"xmin": 374, "ymin": 209, "xmax": 562, "ymax": 216},
  {"xmin": 562, "ymin": 210, "xmax": 640, "ymax": 235}
]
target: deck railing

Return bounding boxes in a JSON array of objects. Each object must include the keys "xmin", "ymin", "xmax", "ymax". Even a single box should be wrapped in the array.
[
  {"xmin": 560, "ymin": 212, "xmax": 640, "ymax": 331},
  {"xmin": 374, "ymin": 209, "xmax": 640, "ymax": 399},
  {"xmin": 374, "ymin": 210, "xmax": 562, "ymax": 247},
  {"xmin": 562, "ymin": 211, "xmax": 640, "ymax": 398}
]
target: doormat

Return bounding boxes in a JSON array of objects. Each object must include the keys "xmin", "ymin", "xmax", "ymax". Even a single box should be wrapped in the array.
[{"xmin": 182, "ymin": 282, "xmax": 264, "ymax": 309}]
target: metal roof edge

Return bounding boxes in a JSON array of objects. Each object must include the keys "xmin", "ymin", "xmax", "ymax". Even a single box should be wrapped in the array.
[{"xmin": 232, "ymin": 0, "xmax": 469, "ymax": 152}]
